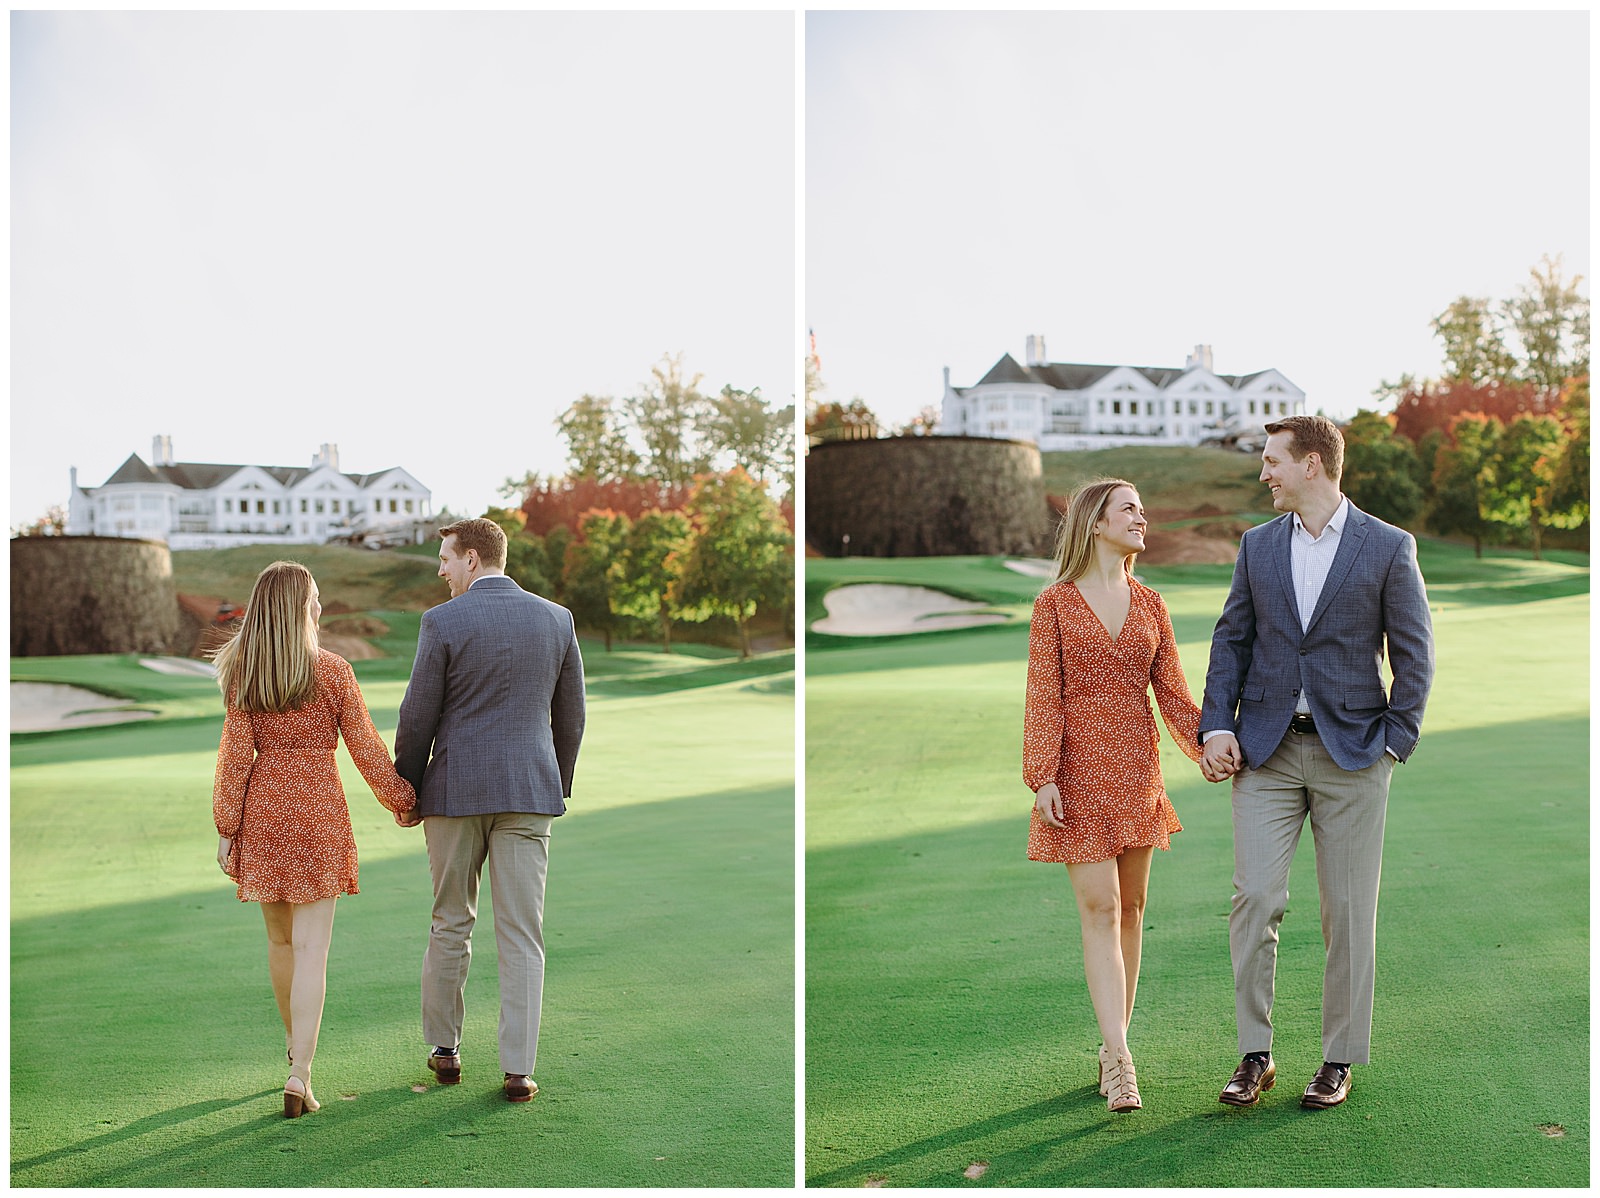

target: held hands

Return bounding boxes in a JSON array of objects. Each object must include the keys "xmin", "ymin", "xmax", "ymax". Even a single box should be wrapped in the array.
[
  {"xmin": 394, "ymin": 807, "xmax": 423, "ymax": 828},
  {"xmin": 1033, "ymin": 782, "xmax": 1067, "ymax": 829},
  {"xmin": 1200, "ymin": 733, "xmax": 1242, "ymax": 783}
]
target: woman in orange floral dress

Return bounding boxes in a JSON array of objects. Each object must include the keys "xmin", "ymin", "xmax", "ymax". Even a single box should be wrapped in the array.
[
  {"xmin": 211, "ymin": 561, "xmax": 416, "ymax": 1118},
  {"xmin": 1023, "ymin": 479, "xmax": 1205, "ymax": 1113}
]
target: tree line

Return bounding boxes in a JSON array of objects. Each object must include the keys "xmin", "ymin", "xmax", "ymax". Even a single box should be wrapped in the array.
[
  {"xmin": 1341, "ymin": 256, "xmax": 1588, "ymax": 559},
  {"xmin": 494, "ymin": 354, "xmax": 795, "ymax": 657}
]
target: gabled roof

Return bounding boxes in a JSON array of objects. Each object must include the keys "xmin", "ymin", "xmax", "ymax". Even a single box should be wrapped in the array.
[
  {"xmin": 159, "ymin": 462, "xmax": 249, "ymax": 489},
  {"xmin": 345, "ymin": 467, "xmax": 409, "ymax": 486},
  {"xmin": 975, "ymin": 352, "xmax": 1042, "ymax": 386},
  {"xmin": 88, "ymin": 458, "xmax": 422, "ymax": 493},
  {"xmin": 966, "ymin": 353, "xmax": 1267, "ymax": 394},
  {"xmin": 102, "ymin": 454, "xmax": 165, "ymax": 486}
]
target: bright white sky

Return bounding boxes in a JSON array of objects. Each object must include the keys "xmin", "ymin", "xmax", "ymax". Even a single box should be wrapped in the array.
[
  {"xmin": 806, "ymin": 9, "xmax": 1590, "ymax": 431},
  {"xmin": 11, "ymin": 10, "xmax": 796, "ymax": 526}
]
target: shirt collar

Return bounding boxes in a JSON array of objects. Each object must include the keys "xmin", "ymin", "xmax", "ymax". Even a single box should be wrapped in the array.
[{"xmin": 1292, "ymin": 495, "xmax": 1349, "ymax": 541}]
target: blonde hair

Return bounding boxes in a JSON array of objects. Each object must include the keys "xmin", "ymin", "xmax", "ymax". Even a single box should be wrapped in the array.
[
  {"xmin": 210, "ymin": 561, "xmax": 320, "ymax": 712},
  {"xmin": 1050, "ymin": 478, "xmax": 1140, "ymax": 584}
]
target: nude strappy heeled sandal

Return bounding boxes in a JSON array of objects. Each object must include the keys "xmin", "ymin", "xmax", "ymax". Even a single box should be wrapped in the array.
[{"xmin": 1105, "ymin": 1050, "xmax": 1141, "ymax": 1113}]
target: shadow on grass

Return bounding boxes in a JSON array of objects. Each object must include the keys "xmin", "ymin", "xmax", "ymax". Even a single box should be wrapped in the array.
[
  {"xmin": 807, "ymin": 1086, "xmax": 1334, "ymax": 1188},
  {"xmin": 12, "ymin": 782, "xmax": 796, "ymax": 1188},
  {"xmin": 804, "ymin": 716, "xmax": 1588, "ymax": 1187},
  {"xmin": 10, "ymin": 1090, "xmax": 280, "ymax": 1178}
]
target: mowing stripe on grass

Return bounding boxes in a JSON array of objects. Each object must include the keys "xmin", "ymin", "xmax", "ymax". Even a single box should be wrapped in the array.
[
  {"xmin": 805, "ymin": 548, "xmax": 1587, "ymax": 1188},
  {"xmin": 12, "ymin": 643, "xmax": 795, "ymax": 1187}
]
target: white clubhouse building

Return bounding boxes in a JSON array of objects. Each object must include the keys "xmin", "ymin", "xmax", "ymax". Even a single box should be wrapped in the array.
[
  {"xmin": 67, "ymin": 437, "xmax": 433, "ymax": 549},
  {"xmin": 941, "ymin": 337, "xmax": 1306, "ymax": 450}
]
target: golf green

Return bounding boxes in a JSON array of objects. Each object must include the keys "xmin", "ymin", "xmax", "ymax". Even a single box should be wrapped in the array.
[
  {"xmin": 805, "ymin": 545, "xmax": 1588, "ymax": 1187},
  {"xmin": 11, "ymin": 640, "xmax": 795, "ymax": 1187}
]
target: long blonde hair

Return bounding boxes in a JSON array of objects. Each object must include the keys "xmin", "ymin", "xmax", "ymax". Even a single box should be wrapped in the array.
[
  {"xmin": 1050, "ymin": 478, "xmax": 1139, "ymax": 584},
  {"xmin": 210, "ymin": 561, "xmax": 320, "ymax": 712}
]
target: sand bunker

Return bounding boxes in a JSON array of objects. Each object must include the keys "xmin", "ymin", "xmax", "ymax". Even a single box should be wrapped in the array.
[
  {"xmin": 11, "ymin": 683, "xmax": 157, "ymax": 733},
  {"xmin": 1004, "ymin": 558, "xmax": 1057, "ymax": 578},
  {"xmin": 813, "ymin": 584, "xmax": 1009, "ymax": 636},
  {"xmin": 140, "ymin": 657, "xmax": 217, "ymax": 677}
]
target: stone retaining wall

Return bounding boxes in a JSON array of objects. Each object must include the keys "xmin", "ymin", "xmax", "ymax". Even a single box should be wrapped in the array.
[
  {"xmin": 11, "ymin": 536, "xmax": 182, "ymax": 657},
  {"xmin": 805, "ymin": 435, "xmax": 1055, "ymax": 557}
]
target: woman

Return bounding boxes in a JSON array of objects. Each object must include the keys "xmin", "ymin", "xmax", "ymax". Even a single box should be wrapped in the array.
[
  {"xmin": 211, "ymin": 561, "xmax": 416, "ymax": 1118},
  {"xmin": 1022, "ymin": 479, "xmax": 1204, "ymax": 1113}
]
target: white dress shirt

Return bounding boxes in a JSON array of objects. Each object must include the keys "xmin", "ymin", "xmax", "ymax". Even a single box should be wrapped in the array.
[{"xmin": 1289, "ymin": 497, "xmax": 1348, "ymax": 714}]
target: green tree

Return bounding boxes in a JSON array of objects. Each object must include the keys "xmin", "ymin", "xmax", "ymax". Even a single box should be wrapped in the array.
[
  {"xmin": 1414, "ymin": 426, "xmax": 1445, "ymax": 507},
  {"xmin": 1427, "ymin": 414, "xmax": 1501, "ymax": 556},
  {"xmin": 1504, "ymin": 255, "xmax": 1590, "ymax": 392},
  {"xmin": 697, "ymin": 385, "xmax": 795, "ymax": 492},
  {"xmin": 670, "ymin": 468, "xmax": 795, "ymax": 659},
  {"xmin": 482, "ymin": 506, "xmax": 552, "ymax": 595},
  {"xmin": 565, "ymin": 510, "xmax": 631, "ymax": 651},
  {"xmin": 894, "ymin": 405, "xmax": 941, "ymax": 437},
  {"xmin": 1480, "ymin": 414, "xmax": 1569, "ymax": 559},
  {"xmin": 1425, "ymin": 257, "xmax": 1589, "ymax": 396},
  {"xmin": 1340, "ymin": 411, "xmax": 1424, "ymax": 528},
  {"xmin": 11, "ymin": 504, "xmax": 66, "ymax": 537},
  {"xmin": 540, "ymin": 523, "xmax": 574, "ymax": 605},
  {"xmin": 626, "ymin": 353, "xmax": 710, "ymax": 487},
  {"xmin": 1430, "ymin": 297, "xmax": 1517, "ymax": 385},
  {"xmin": 805, "ymin": 397, "xmax": 879, "ymax": 442},
  {"xmin": 1544, "ymin": 378, "xmax": 1589, "ymax": 529},
  {"xmin": 610, "ymin": 508, "xmax": 694, "ymax": 652},
  {"xmin": 555, "ymin": 394, "xmax": 641, "ymax": 483}
]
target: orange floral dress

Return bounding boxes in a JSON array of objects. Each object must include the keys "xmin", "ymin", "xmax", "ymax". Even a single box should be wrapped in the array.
[
  {"xmin": 1023, "ymin": 578, "xmax": 1204, "ymax": 864},
  {"xmin": 213, "ymin": 649, "xmax": 416, "ymax": 903}
]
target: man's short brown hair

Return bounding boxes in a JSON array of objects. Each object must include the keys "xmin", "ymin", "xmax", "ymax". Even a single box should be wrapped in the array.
[
  {"xmin": 1264, "ymin": 414, "xmax": 1345, "ymax": 483},
  {"xmin": 438, "ymin": 518, "xmax": 508, "ymax": 569}
]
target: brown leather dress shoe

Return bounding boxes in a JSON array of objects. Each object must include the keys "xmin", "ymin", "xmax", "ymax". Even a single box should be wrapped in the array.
[
  {"xmin": 427, "ymin": 1051, "xmax": 462, "ymax": 1085},
  {"xmin": 1218, "ymin": 1054, "xmax": 1276, "ymax": 1106},
  {"xmin": 1300, "ymin": 1062, "xmax": 1351, "ymax": 1109},
  {"xmin": 504, "ymin": 1074, "xmax": 538, "ymax": 1103}
]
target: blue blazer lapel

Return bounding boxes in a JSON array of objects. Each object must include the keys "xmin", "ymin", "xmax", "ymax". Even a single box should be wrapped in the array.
[
  {"xmin": 1268, "ymin": 516, "xmax": 1301, "ymax": 628},
  {"xmin": 1305, "ymin": 505, "xmax": 1370, "ymax": 633}
]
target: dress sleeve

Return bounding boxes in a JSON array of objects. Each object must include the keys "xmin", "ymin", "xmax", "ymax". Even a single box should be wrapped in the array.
[
  {"xmin": 1022, "ymin": 589, "xmax": 1067, "ymax": 792},
  {"xmin": 334, "ymin": 657, "xmax": 418, "ymax": 813},
  {"xmin": 1150, "ymin": 592, "xmax": 1204, "ymax": 763},
  {"xmin": 212, "ymin": 701, "xmax": 256, "ymax": 837}
]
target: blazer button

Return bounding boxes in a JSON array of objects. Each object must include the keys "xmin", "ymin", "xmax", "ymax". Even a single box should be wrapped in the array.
[{"xmin": 1299, "ymin": 649, "xmax": 1308, "ymax": 656}]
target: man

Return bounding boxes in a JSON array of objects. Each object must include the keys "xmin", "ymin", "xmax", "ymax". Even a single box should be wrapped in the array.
[
  {"xmin": 394, "ymin": 517, "xmax": 586, "ymax": 1103},
  {"xmin": 1199, "ymin": 415, "xmax": 1433, "ymax": 1111}
]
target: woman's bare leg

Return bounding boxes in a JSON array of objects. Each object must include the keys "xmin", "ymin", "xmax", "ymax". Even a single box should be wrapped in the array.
[
  {"xmin": 1115, "ymin": 846, "xmax": 1155, "ymax": 1033},
  {"xmin": 1064, "ymin": 858, "xmax": 1128, "ymax": 1058}
]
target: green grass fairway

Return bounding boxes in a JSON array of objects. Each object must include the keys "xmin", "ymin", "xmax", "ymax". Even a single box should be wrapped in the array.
[
  {"xmin": 11, "ymin": 638, "xmax": 795, "ymax": 1187},
  {"xmin": 805, "ymin": 542, "xmax": 1588, "ymax": 1187}
]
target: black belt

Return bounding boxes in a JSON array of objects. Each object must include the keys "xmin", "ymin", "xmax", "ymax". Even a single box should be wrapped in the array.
[{"xmin": 1289, "ymin": 713, "xmax": 1317, "ymax": 735}]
